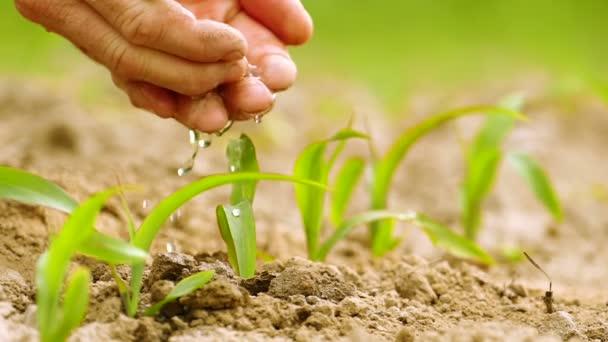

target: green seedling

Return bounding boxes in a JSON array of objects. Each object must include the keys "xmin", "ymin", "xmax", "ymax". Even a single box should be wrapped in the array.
[
  {"xmin": 126, "ymin": 172, "xmax": 328, "ymax": 317},
  {"xmin": 292, "ymin": 126, "xmax": 496, "ymax": 264},
  {"xmin": 369, "ymin": 105, "xmax": 527, "ymax": 256},
  {"xmin": 0, "ymin": 167, "xmax": 150, "ymax": 341},
  {"xmin": 294, "ymin": 128, "xmax": 369, "ymax": 259},
  {"xmin": 216, "ymin": 134, "xmax": 260, "ymax": 279},
  {"xmin": 36, "ymin": 189, "xmax": 123, "ymax": 342},
  {"xmin": 461, "ymin": 97, "xmax": 562, "ymax": 241}
]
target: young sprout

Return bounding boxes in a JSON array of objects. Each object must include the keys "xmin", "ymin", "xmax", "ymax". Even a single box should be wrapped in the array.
[
  {"xmin": 127, "ymin": 172, "xmax": 328, "ymax": 317},
  {"xmin": 33, "ymin": 188, "xmax": 146, "ymax": 342},
  {"xmin": 461, "ymin": 96, "xmax": 562, "ymax": 241},
  {"xmin": 369, "ymin": 105, "xmax": 527, "ymax": 256},
  {"xmin": 291, "ymin": 126, "xmax": 494, "ymax": 264},
  {"xmin": 524, "ymin": 251, "xmax": 554, "ymax": 313},
  {"xmin": 294, "ymin": 127, "xmax": 369, "ymax": 259}
]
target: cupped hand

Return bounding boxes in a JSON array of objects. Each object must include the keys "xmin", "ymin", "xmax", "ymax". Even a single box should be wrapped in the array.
[{"xmin": 15, "ymin": 0, "xmax": 312, "ymax": 132}]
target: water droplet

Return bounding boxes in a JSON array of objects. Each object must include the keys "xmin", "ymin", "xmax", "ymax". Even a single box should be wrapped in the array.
[
  {"xmin": 178, "ymin": 129, "xmax": 204, "ymax": 176},
  {"xmin": 188, "ymin": 130, "xmax": 199, "ymax": 144},
  {"xmin": 254, "ymin": 115, "xmax": 262, "ymax": 124},
  {"xmin": 142, "ymin": 200, "xmax": 149, "ymax": 209},
  {"xmin": 198, "ymin": 138, "xmax": 211, "ymax": 148},
  {"xmin": 396, "ymin": 212, "xmax": 416, "ymax": 221},
  {"xmin": 231, "ymin": 208, "xmax": 241, "ymax": 217},
  {"xmin": 215, "ymin": 120, "xmax": 233, "ymax": 137},
  {"xmin": 169, "ymin": 209, "xmax": 182, "ymax": 223},
  {"xmin": 166, "ymin": 242, "xmax": 176, "ymax": 253},
  {"xmin": 229, "ymin": 165, "xmax": 236, "ymax": 172}
]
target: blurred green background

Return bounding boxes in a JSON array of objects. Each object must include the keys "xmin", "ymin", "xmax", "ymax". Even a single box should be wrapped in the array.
[{"xmin": 2, "ymin": 0, "xmax": 608, "ymax": 109}]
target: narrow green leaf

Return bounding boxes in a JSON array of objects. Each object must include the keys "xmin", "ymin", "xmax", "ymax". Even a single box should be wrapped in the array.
[
  {"xmin": 77, "ymin": 231, "xmax": 148, "ymax": 265},
  {"xmin": 416, "ymin": 214, "xmax": 495, "ymax": 265},
  {"xmin": 468, "ymin": 95, "xmax": 523, "ymax": 158},
  {"xmin": 370, "ymin": 105, "xmax": 526, "ymax": 256},
  {"xmin": 216, "ymin": 201, "xmax": 257, "ymax": 278},
  {"xmin": 330, "ymin": 157, "xmax": 365, "ymax": 226},
  {"xmin": 227, "ymin": 134, "xmax": 260, "ymax": 204},
  {"xmin": 0, "ymin": 166, "xmax": 77, "ymax": 213},
  {"xmin": 461, "ymin": 148, "xmax": 502, "ymax": 240},
  {"xmin": 294, "ymin": 143, "xmax": 327, "ymax": 258},
  {"xmin": 54, "ymin": 267, "xmax": 91, "ymax": 341},
  {"xmin": 317, "ymin": 210, "xmax": 494, "ymax": 265},
  {"xmin": 37, "ymin": 188, "xmax": 121, "ymax": 340},
  {"xmin": 144, "ymin": 270, "xmax": 214, "ymax": 316},
  {"xmin": 110, "ymin": 265, "xmax": 131, "ymax": 311},
  {"xmin": 128, "ymin": 173, "xmax": 329, "ymax": 316},
  {"xmin": 117, "ymin": 188, "xmax": 137, "ymax": 241},
  {"xmin": 294, "ymin": 128, "xmax": 369, "ymax": 258},
  {"xmin": 507, "ymin": 153, "xmax": 563, "ymax": 222}
]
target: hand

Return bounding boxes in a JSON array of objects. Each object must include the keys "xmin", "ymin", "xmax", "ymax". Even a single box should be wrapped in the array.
[{"xmin": 14, "ymin": 0, "xmax": 313, "ymax": 132}]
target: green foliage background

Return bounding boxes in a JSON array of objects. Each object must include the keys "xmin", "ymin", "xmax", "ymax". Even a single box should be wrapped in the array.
[{"xmin": 2, "ymin": 0, "xmax": 608, "ymax": 107}]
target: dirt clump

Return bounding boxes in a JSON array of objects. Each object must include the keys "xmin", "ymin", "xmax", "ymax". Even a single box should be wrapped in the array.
[{"xmin": 267, "ymin": 257, "xmax": 357, "ymax": 302}]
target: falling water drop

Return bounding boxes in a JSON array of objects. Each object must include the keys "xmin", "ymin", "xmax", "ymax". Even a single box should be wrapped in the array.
[
  {"xmin": 198, "ymin": 138, "xmax": 211, "ymax": 148},
  {"xmin": 178, "ymin": 129, "xmax": 205, "ymax": 176},
  {"xmin": 229, "ymin": 165, "xmax": 236, "ymax": 172},
  {"xmin": 254, "ymin": 115, "xmax": 262, "ymax": 124},
  {"xmin": 142, "ymin": 200, "xmax": 149, "ymax": 209},
  {"xmin": 231, "ymin": 208, "xmax": 241, "ymax": 217},
  {"xmin": 169, "ymin": 209, "xmax": 182, "ymax": 223},
  {"xmin": 166, "ymin": 242, "xmax": 176, "ymax": 253}
]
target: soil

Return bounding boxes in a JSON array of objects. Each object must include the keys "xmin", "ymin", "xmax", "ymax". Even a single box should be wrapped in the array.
[{"xmin": 1, "ymin": 76, "xmax": 608, "ymax": 341}]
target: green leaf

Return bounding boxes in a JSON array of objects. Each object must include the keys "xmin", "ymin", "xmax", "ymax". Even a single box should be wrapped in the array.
[
  {"xmin": 294, "ymin": 143, "xmax": 327, "ymax": 258},
  {"xmin": 216, "ymin": 201, "xmax": 257, "ymax": 278},
  {"xmin": 330, "ymin": 157, "xmax": 365, "ymax": 226},
  {"xmin": 77, "ymin": 231, "xmax": 148, "ymax": 265},
  {"xmin": 36, "ymin": 188, "xmax": 121, "ymax": 341},
  {"xmin": 127, "ymin": 172, "xmax": 329, "ymax": 317},
  {"xmin": 416, "ymin": 214, "xmax": 495, "ymax": 265},
  {"xmin": 317, "ymin": 210, "xmax": 494, "ymax": 265},
  {"xmin": 54, "ymin": 267, "xmax": 91, "ymax": 342},
  {"xmin": 294, "ymin": 128, "xmax": 368, "ymax": 258},
  {"xmin": 227, "ymin": 134, "xmax": 260, "ymax": 204},
  {"xmin": 468, "ymin": 94, "xmax": 523, "ymax": 158},
  {"xmin": 507, "ymin": 153, "xmax": 563, "ymax": 222},
  {"xmin": 0, "ymin": 166, "xmax": 78, "ymax": 213},
  {"xmin": 461, "ymin": 148, "xmax": 502, "ymax": 239},
  {"xmin": 370, "ymin": 105, "xmax": 526, "ymax": 256},
  {"xmin": 144, "ymin": 270, "xmax": 214, "ymax": 316}
]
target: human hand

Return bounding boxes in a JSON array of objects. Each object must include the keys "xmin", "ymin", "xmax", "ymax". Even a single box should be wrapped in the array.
[{"xmin": 15, "ymin": 0, "xmax": 313, "ymax": 132}]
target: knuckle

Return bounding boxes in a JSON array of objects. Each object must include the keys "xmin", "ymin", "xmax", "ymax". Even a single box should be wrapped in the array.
[
  {"xmin": 118, "ymin": 6, "xmax": 163, "ymax": 45},
  {"xmin": 102, "ymin": 36, "xmax": 132, "ymax": 77}
]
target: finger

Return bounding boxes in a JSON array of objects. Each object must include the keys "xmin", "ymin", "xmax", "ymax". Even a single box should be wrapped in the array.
[
  {"xmin": 82, "ymin": 0, "xmax": 247, "ymax": 62},
  {"xmin": 29, "ymin": 0, "xmax": 247, "ymax": 96},
  {"xmin": 112, "ymin": 75, "xmax": 178, "ymax": 118},
  {"xmin": 229, "ymin": 13, "xmax": 297, "ymax": 91},
  {"xmin": 175, "ymin": 93, "xmax": 230, "ymax": 133},
  {"xmin": 220, "ymin": 76, "xmax": 275, "ymax": 120},
  {"xmin": 113, "ymin": 76, "xmax": 231, "ymax": 133},
  {"xmin": 240, "ymin": 0, "xmax": 313, "ymax": 45}
]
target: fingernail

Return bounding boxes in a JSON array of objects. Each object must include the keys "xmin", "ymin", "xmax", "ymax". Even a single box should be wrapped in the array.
[
  {"xmin": 223, "ymin": 50, "xmax": 245, "ymax": 61},
  {"xmin": 260, "ymin": 55, "xmax": 297, "ymax": 91}
]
